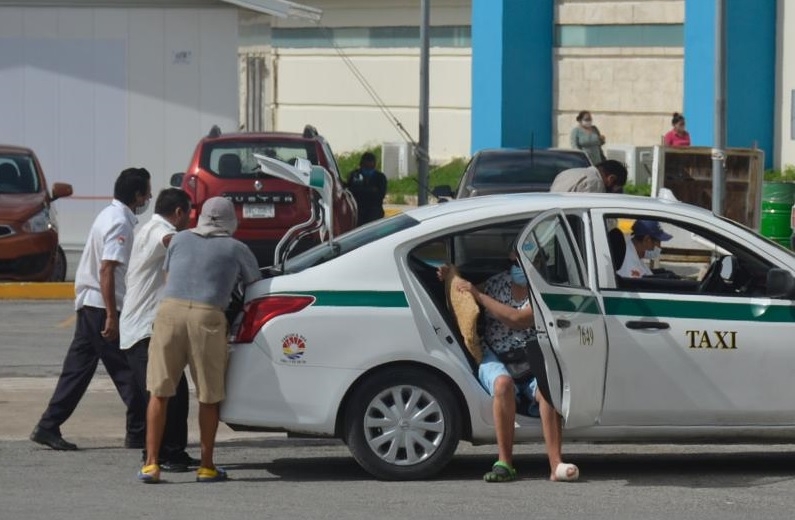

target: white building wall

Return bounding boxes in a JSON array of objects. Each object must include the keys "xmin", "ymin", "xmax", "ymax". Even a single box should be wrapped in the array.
[
  {"xmin": 241, "ymin": 0, "xmax": 473, "ymax": 162},
  {"xmin": 0, "ymin": 6, "xmax": 238, "ymax": 256},
  {"xmin": 273, "ymin": 48, "xmax": 471, "ymax": 161}
]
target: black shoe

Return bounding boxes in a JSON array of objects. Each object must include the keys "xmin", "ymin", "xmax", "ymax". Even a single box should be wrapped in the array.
[
  {"xmin": 30, "ymin": 426, "xmax": 78, "ymax": 451},
  {"xmin": 160, "ymin": 460, "xmax": 190, "ymax": 473},
  {"xmin": 168, "ymin": 451, "xmax": 201, "ymax": 468},
  {"xmin": 124, "ymin": 434, "xmax": 145, "ymax": 450}
]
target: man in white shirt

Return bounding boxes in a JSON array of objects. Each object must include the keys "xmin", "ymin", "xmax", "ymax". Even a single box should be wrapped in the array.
[
  {"xmin": 617, "ymin": 219, "xmax": 673, "ymax": 278},
  {"xmin": 550, "ymin": 159, "xmax": 627, "ymax": 193},
  {"xmin": 120, "ymin": 188, "xmax": 197, "ymax": 471},
  {"xmin": 31, "ymin": 168, "xmax": 152, "ymax": 451}
]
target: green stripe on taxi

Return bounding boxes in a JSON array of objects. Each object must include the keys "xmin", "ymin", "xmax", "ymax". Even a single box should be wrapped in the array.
[{"xmin": 603, "ymin": 296, "xmax": 795, "ymax": 323}]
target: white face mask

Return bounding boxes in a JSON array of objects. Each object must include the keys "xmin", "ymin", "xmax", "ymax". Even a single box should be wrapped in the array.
[
  {"xmin": 581, "ymin": 120, "xmax": 593, "ymax": 129},
  {"xmin": 644, "ymin": 246, "xmax": 661, "ymax": 260},
  {"xmin": 134, "ymin": 198, "xmax": 150, "ymax": 216}
]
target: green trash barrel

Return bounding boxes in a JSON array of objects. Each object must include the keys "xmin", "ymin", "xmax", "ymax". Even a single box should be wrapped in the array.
[{"xmin": 760, "ymin": 182, "xmax": 795, "ymax": 249}]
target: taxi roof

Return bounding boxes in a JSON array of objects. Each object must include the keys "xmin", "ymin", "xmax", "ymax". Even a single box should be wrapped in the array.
[{"xmin": 403, "ymin": 193, "xmax": 712, "ymax": 223}]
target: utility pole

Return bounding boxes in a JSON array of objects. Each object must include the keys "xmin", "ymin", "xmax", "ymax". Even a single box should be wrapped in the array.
[
  {"xmin": 712, "ymin": 0, "xmax": 726, "ymax": 216},
  {"xmin": 418, "ymin": 0, "xmax": 430, "ymax": 206}
]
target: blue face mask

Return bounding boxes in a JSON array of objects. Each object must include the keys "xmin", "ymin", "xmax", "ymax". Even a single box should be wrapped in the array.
[
  {"xmin": 510, "ymin": 264, "xmax": 527, "ymax": 285},
  {"xmin": 361, "ymin": 168, "xmax": 375, "ymax": 176}
]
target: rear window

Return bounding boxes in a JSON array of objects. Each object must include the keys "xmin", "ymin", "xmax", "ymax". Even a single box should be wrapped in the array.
[
  {"xmin": 471, "ymin": 152, "xmax": 589, "ymax": 186},
  {"xmin": 200, "ymin": 140, "xmax": 319, "ymax": 179},
  {"xmin": 0, "ymin": 154, "xmax": 40, "ymax": 194},
  {"xmin": 282, "ymin": 213, "xmax": 420, "ymax": 273}
]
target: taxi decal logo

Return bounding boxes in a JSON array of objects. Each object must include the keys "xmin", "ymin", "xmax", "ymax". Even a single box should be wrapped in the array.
[
  {"xmin": 686, "ymin": 330, "xmax": 737, "ymax": 349},
  {"xmin": 116, "ymin": 235, "xmax": 126, "ymax": 245},
  {"xmin": 281, "ymin": 333, "xmax": 307, "ymax": 363}
]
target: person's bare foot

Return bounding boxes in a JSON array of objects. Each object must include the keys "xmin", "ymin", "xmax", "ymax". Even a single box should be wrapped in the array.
[{"xmin": 550, "ymin": 462, "xmax": 579, "ymax": 482}]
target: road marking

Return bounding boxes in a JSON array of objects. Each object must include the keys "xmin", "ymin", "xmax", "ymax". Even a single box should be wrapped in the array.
[{"xmin": 58, "ymin": 315, "xmax": 76, "ymax": 328}]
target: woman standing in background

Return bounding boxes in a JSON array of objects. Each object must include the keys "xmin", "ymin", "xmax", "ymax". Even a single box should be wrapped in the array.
[
  {"xmin": 664, "ymin": 112, "xmax": 691, "ymax": 147},
  {"xmin": 570, "ymin": 110, "xmax": 606, "ymax": 165}
]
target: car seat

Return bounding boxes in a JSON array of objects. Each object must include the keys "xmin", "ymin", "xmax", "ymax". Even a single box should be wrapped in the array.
[
  {"xmin": 218, "ymin": 153, "xmax": 242, "ymax": 177},
  {"xmin": 607, "ymin": 227, "xmax": 627, "ymax": 271}
]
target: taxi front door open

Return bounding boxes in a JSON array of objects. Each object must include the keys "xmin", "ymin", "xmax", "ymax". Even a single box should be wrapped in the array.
[{"xmin": 516, "ymin": 209, "xmax": 608, "ymax": 429}]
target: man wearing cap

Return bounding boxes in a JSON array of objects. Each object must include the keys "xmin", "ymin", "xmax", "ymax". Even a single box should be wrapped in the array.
[
  {"xmin": 138, "ymin": 197, "xmax": 260, "ymax": 484},
  {"xmin": 617, "ymin": 220, "xmax": 673, "ymax": 278},
  {"xmin": 550, "ymin": 159, "xmax": 628, "ymax": 194}
]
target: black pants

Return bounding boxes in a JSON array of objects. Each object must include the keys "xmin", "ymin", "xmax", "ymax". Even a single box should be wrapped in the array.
[
  {"xmin": 125, "ymin": 337, "xmax": 189, "ymax": 460},
  {"xmin": 38, "ymin": 306, "xmax": 146, "ymax": 438}
]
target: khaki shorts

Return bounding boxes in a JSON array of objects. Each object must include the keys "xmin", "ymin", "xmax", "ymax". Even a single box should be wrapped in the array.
[{"xmin": 147, "ymin": 298, "xmax": 228, "ymax": 404}]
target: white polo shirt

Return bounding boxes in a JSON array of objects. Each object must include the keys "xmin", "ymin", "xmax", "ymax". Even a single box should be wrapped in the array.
[
  {"xmin": 616, "ymin": 237, "xmax": 652, "ymax": 278},
  {"xmin": 119, "ymin": 214, "xmax": 175, "ymax": 350},
  {"xmin": 74, "ymin": 200, "xmax": 137, "ymax": 311}
]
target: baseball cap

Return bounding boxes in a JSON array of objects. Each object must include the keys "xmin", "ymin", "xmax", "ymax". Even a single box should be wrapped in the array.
[
  {"xmin": 191, "ymin": 196, "xmax": 237, "ymax": 237},
  {"xmin": 631, "ymin": 220, "xmax": 673, "ymax": 241}
]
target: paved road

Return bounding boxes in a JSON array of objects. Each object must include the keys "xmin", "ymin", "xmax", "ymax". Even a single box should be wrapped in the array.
[{"xmin": 2, "ymin": 300, "xmax": 795, "ymax": 519}]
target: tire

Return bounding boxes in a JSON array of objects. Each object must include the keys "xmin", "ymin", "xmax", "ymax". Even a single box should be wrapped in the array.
[
  {"xmin": 344, "ymin": 367, "xmax": 461, "ymax": 481},
  {"xmin": 48, "ymin": 246, "xmax": 67, "ymax": 282}
]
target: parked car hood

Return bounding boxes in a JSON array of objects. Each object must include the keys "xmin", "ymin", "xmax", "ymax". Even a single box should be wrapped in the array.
[
  {"xmin": 467, "ymin": 183, "xmax": 551, "ymax": 196},
  {"xmin": 0, "ymin": 192, "xmax": 45, "ymax": 222}
]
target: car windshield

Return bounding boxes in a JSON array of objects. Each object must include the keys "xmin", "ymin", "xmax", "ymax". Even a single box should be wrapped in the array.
[
  {"xmin": 200, "ymin": 140, "xmax": 319, "ymax": 179},
  {"xmin": 471, "ymin": 151, "xmax": 589, "ymax": 186},
  {"xmin": 283, "ymin": 213, "xmax": 420, "ymax": 273},
  {"xmin": 0, "ymin": 154, "xmax": 40, "ymax": 194}
]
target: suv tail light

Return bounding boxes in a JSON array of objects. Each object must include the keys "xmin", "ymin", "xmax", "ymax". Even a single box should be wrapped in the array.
[{"xmin": 230, "ymin": 295, "xmax": 315, "ymax": 344}]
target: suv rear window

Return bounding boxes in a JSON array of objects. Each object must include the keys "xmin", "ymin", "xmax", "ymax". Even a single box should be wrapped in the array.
[
  {"xmin": 200, "ymin": 140, "xmax": 320, "ymax": 179},
  {"xmin": 0, "ymin": 154, "xmax": 40, "ymax": 194},
  {"xmin": 472, "ymin": 152, "xmax": 589, "ymax": 187}
]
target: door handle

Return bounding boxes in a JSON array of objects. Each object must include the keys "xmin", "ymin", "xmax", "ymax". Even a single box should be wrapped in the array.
[
  {"xmin": 625, "ymin": 320, "xmax": 670, "ymax": 330},
  {"xmin": 556, "ymin": 319, "xmax": 571, "ymax": 328}
]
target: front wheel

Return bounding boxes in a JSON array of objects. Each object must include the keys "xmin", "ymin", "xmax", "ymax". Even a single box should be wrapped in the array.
[{"xmin": 344, "ymin": 367, "xmax": 461, "ymax": 480}]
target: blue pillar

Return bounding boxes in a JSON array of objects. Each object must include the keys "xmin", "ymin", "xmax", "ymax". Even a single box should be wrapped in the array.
[
  {"xmin": 471, "ymin": 0, "xmax": 554, "ymax": 153},
  {"xmin": 684, "ymin": 0, "xmax": 776, "ymax": 167}
]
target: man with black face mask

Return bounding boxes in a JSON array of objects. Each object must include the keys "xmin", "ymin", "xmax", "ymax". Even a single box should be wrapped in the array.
[
  {"xmin": 346, "ymin": 151, "xmax": 387, "ymax": 226},
  {"xmin": 30, "ymin": 167, "xmax": 151, "ymax": 451}
]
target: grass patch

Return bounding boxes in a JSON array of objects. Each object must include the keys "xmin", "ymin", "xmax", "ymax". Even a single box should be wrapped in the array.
[
  {"xmin": 764, "ymin": 165, "xmax": 795, "ymax": 182},
  {"xmin": 387, "ymin": 158, "xmax": 468, "ymax": 196}
]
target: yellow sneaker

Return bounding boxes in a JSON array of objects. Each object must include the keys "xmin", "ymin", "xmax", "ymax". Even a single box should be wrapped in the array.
[
  {"xmin": 196, "ymin": 466, "xmax": 228, "ymax": 483},
  {"xmin": 137, "ymin": 464, "xmax": 161, "ymax": 484}
]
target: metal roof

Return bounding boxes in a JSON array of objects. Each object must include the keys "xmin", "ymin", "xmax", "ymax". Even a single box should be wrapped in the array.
[{"xmin": 220, "ymin": 0, "xmax": 320, "ymax": 21}]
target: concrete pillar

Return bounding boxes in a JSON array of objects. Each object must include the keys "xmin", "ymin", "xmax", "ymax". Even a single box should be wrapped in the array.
[
  {"xmin": 470, "ymin": 0, "xmax": 554, "ymax": 153},
  {"xmin": 684, "ymin": 0, "xmax": 777, "ymax": 167}
]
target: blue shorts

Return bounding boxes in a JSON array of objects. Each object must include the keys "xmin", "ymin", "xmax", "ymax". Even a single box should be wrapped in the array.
[{"xmin": 478, "ymin": 349, "xmax": 539, "ymax": 417}]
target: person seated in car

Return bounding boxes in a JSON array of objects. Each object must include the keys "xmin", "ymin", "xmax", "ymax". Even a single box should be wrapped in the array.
[
  {"xmin": 437, "ymin": 253, "xmax": 579, "ymax": 484},
  {"xmin": 617, "ymin": 220, "xmax": 673, "ymax": 278}
]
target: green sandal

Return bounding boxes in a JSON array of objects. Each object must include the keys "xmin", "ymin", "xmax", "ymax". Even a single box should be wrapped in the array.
[{"xmin": 483, "ymin": 461, "xmax": 517, "ymax": 483}]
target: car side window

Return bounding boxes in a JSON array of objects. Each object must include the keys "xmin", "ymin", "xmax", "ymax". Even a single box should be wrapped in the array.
[
  {"xmin": 521, "ymin": 214, "xmax": 585, "ymax": 288},
  {"xmin": 603, "ymin": 215, "xmax": 775, "ymax": 297}
]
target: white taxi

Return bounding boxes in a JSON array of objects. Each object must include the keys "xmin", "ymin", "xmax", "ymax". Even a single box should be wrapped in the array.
[{"xmin": 221, "ymin": 193, "xmax": 795, "ymax": 480}]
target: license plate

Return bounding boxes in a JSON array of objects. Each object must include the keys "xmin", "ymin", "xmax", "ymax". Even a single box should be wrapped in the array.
[{"xmin": 243, "ymin": 203, "xmax": 275, "ymax": 219}]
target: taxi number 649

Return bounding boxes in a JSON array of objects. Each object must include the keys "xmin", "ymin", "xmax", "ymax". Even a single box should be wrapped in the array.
[{"xmin": 577, "ymin": 324, "xmax": 595, "ymax": 346}]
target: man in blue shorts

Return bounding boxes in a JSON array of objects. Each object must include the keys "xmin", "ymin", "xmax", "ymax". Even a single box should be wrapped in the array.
[{"xmin": 439, "ymin": 251, "xmax": 579, "ymax": 483}]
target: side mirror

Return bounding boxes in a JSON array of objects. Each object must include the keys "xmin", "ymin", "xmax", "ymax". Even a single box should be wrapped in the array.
[
  {"xmin": 432, "ymin": 185, "xmax": 454, "ymax": 201},
  {"xmin": 170, "ymin": 173, "xmax": 185, "ymax": 187},
  {"xmin": 51, "ymin": 182, "xmax": 73, "ymax": 201},
  {"xmin": 767, "ymin": 268, "xmax": 795, "ymax": 298}
]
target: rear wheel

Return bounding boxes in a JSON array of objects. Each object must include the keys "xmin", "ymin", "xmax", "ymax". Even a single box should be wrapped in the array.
[
  {"xmin": 344, "ymin": 367, "xmax": 461, "ymax": 480},
  {"xmin": 48, "ymin": 246, "xmax": 66, "ymax": 282}
]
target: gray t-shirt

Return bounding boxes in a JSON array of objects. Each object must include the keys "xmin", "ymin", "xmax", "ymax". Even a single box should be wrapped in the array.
[
  {"xmin": 549, "ymin": 166, "xmax": 606, "ymax": 193},
  {"xmin": 163, "ymin": 230, "xmax": 261, "ymax": 308}
]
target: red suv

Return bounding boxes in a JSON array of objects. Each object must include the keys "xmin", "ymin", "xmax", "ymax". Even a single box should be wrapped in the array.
[
  {"xmin": 0, "ymin": 144, "xmax": 73, "ymax": 281},
  {"xmin": 172, "ymin": 125, "xmax": 357, "ymax": 267}
]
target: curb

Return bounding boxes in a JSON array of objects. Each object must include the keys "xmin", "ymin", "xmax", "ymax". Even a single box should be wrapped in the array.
[{"xmin": 0, "ymin": 282, "xmax": 74, "ymax": 300}]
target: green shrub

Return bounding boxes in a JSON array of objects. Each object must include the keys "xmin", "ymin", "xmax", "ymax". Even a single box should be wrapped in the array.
[
  {"xmin": 764, "ymin": 164, "xmax": 795, "ymax": 182},
  {"xmin": 622, "ymin": 183, "xmax": 652, "ymax": 197},
  {"xmin": 387, "ymin": 157, "xmax": 468, "ymax": 196}
]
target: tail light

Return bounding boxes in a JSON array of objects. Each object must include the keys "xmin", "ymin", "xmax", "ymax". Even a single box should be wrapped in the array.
[{"xmin": 230, "ymin": 295, "xmax": 315, "ymax": 344}]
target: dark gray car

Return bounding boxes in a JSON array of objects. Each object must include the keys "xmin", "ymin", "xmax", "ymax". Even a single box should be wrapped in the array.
[{"xmin": 433, "ymin": 148, "xmax": 591, "ymax": 199}]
